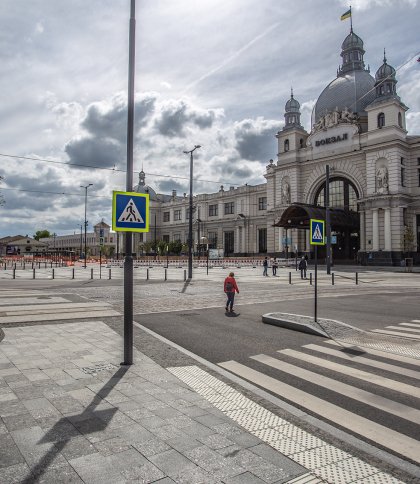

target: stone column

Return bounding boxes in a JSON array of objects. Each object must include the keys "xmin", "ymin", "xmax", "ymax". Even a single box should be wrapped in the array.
[
  {"xmin": 278, "ymin": 227, "xmax": 284, "ymax": 252},
  {"xmin": 384, "ymin": 208, "xmax": 392, "ymax": 251},
  {"xmin": 235, "ymin": 226, "xmax": 240, "ymax": 253},
  {"xmin": 242, "ymin": 225, "xmax": 246, "ymax": 254},
  {"xmin": 360, "ymin": 211, "xmax": 366, "ymax": 251},
  {"xmin": 372, "ymin": 208, "xmax": 379, "ymax": 251}
]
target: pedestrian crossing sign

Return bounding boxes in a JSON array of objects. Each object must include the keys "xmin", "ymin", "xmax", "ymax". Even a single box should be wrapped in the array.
[
  {"xmin": 112, "ymin": 191, "xmax": 149, "ymax": 233},
  {"xmin": 310, "ymin": 219, "xmax": 325, "ymax": 245}
]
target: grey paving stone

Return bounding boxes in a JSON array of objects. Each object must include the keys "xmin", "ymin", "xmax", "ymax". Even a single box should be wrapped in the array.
[
  {"xmin": 0, "ymin": 462, "xmax": 31, "ymax": 484},
  {"xmin": 59, "ymin": 436, "xmax": 97, "ymax": 461},
  {"xmin": 132, "ymin": 437, "xmax": 171, "ymax": 457},
  {"xmin": 181, "ymin": 422, "xmax": 215, "ymax": 439},
  {"xmin": 198, "ymin": 433, "xmax": 234, "ymax": 450},
  {"xmin": 2, "ymin": 413, "xmax": 37, "ymax": 432},
  {"xmin": 0, "ymin": 433, "xmax": 25, "ymax": 468},
  {"xmin": 166, "ymin": 435, "xmax": 202, "ymax": 453},
  {"xmin": 32, "ymin": 462, "xmax": 84, "ymax": 484},
  {"xmin": 40, "ymin": 419, "xmax": 81, "ymax": 443},
  {"xmin": 69, "ymin": 452, "xmax": 126, "ymax": 484},
  {"xmin": 177, "ymin": 404, "xmax": 209, "ymax": 417},
  {"xmin": 250, "ymin": 444, "xmax": 306, "ymax": 475},
  {"xmin": 150, "ymin": 449, "xmax": 197, "ymax": 476},
  {"xmin": 105, "ymin": 448, "xmax": 149, "ymax": 475},
  {"xmin": 121, "ymin": 461, "xmax": 166, "ymax": 482},
  {"xmin": 170, "ymin": 466, "xmax": 220, "ymax": 484},
  {"xmin": 151, "ymin": 478, "xmax": 175, "ymax": 483},
  {"xmin": 13, "ymin": 385, "xmax": 47, "ymax": 401},
  {"xmin": 223, "ymin": 471, "xmax": 266, "ymax": 484},
  {"xmin": 229, "ymin": 431, "xmax": 265, "ymax": 448},
  {"xmin": 49, "ymin": 395, "xmax": 85, "ymax": 414},
  {"xmin": 185, "ymin": 445, "xmax": 245, "ymax": 478},
  {"xmin": 93, "ymin": 436, "xmax": 132, "ymax": 456},
  {"xmin": 113, "ymin": 422, "xmax": 154, "ymax": 445},
  {"xmin": 138, "ymin": 415, "xmax": 167, "ymax": 430},
  {"xmin": 23, "ymin": 398, "xmax": 61, "ymax": 419},
  {"xmin": 0, "ymin": 400, "xmax": 28, "ymax": 418},
  {"xmin": 154, "ymin": 406, "xmax": 184, "ymax": 419},
  {"xmin": 194, "ymin": 413, "xmax": 227, "ymax": 428}
]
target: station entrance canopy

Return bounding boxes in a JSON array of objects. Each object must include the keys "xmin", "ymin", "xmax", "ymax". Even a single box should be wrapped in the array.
[{"xmin": 274, "ymin": 203, "xmax": 359, "ymax": 230}]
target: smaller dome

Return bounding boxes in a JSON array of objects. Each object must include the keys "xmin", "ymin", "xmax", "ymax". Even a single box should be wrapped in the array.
[
  {"xmin": 285, "ymin": 96, "xmax": 300, "ymax": 112},
  {"xmin": 341, "ymin": 31, "xmax": 363, "ymax": 51},
  {"xmin": 375, "ymin": 51, "xmax": 396, "ymax": 81},
  {"xmin": 134, "ymin": 169, "xmax": 158, "ymax": 200}
]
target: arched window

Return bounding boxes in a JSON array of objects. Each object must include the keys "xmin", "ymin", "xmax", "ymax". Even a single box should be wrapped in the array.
[
  {"xmin": 377, "ymin": 112, "xmax": 385, "ymax": 128},
  {"xmin": 315, "ymin": 177, "xmax": 359, "ymax": 212},
  {"xmin": 299, "ymin": 138, "xmax": 304, "ymax": 148},
  {"xmin": 284, "ymin": 139, "xmax": 289, "ymax": 152},
  {"xmin": 398, "ymin": 112, "xmax": 403, "ymax": 128}
]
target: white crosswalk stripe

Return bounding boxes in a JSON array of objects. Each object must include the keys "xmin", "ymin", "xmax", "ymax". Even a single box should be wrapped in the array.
[
  {"xmin": 0, "ymin": 290, "xmax": 120, "ymax": 323},
  {"xmin": 218, "ymin": 336, "xmax": 420, "ymax": 472}
]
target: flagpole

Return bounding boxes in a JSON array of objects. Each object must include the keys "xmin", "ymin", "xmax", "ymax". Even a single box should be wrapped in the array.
[{"xmin": 350, "ymin": 6, "xmax": 353, "ymax": 32}]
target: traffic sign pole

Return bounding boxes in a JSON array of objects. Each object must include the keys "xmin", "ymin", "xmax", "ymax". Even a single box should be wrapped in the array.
[
  {"xmin": 124, "ymin": 0, "xmax": 136, "ymax": 366},
  {"xmin": 314, "ymin": 245, "xmax": 318, "ymax": 322}
]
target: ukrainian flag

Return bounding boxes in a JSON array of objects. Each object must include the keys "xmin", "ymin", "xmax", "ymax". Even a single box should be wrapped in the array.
[{"xmin": 341, "ymin": 8, "xmax": 351, "ymax": 21}]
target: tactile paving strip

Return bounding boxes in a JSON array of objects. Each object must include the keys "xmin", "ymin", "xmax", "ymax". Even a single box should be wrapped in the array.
[{"xmin": 168, "ymin": 365, "xmax": 405, "ymax": 484}]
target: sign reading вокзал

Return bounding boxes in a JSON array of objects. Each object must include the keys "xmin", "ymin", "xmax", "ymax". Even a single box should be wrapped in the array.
[{"xmin": 112, "ymin": 191, "xmax": 149, "ymax": 233}]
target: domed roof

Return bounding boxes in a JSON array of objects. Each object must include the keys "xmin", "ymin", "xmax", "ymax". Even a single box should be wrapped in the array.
[
  {"xmin": 312, "ymin": 69, "xmax": 375, "ymax": 125},
  {"xmin": 341, "ymin": 31, "xmax": 363, "ymax": 51},
  {"xmin": 134, "ymin": 170, "xmax": 158, "ymax": 200},
  {"xmin": 375, "ymin": 51, "xmax": 396, "ymax": 81},
  {"xmin": 285, "ymin": 94, "xmax": 300, "ymax": 112}
]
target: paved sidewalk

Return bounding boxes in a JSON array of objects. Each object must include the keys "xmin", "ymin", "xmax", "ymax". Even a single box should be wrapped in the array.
[{"xmin": 0, "ymin": 321, "xmax": 407, "ymax": 483}]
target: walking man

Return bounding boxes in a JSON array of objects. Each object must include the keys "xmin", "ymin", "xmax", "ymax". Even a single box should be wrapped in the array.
[
  {"xmin": 272, "ymin": 258, "xmax": 278, "ymax": 276},
  {"xmin": 263, "ymin": 257, "xmax": 268, "ymax": 276},
  {"xmin": 298, "ymin": 256, "xmax": 307, "ymax": 279},
  {"xmin": 224, "ymin": 272, "xmax": 239, "ymax": 313}
]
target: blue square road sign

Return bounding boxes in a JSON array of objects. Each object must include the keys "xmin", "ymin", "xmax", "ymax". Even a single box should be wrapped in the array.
[
  {"xmin": 310, "ymin": 218, "xmax": 325, "ymax": 245},
  {"xmin": 112, "ymin": 191, "xmax": 149, "ymax": 233}
]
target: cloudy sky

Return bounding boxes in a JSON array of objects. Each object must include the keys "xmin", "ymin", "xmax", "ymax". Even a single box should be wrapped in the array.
[{"xmin": 0, "ymin": 0, "xmax": 419, "ymax": 238}]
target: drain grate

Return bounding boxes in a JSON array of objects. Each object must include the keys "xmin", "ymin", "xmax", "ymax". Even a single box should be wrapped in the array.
[{"xmin": 81, "ymin": 363, "xmax": 117, "ymax": 375}]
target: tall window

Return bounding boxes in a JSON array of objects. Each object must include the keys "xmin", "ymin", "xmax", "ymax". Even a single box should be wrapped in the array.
[
  {"xmin": 224, "ymin": 231, "xmax": 234, "ymax": 255},
  {"xmin": 162, "ymin": 235, "xmax": 169, "ymax": 243},
  {"xmin": 417, "ymin": 158, "xmax": 420, "ymax": 187},
  {"xmin": 377, "ymin": 112, "xmax": 385, "ymax": 128},
  {"xmin": 163, "ymin": 212, "xmax": 170, "ymax": 222},
  {"xmin": 173, "ymin": 233, "xmax": 181, "ymax": 242},
  {"xmin": 398, "ymin": 112, "xmax": 403, "ymax": 128},
  {"xmin": 224, "ymin": 202, "xmax": 234, "ymax": 215},
  {"xmin": 258, "ymin": 197, "xmax": 267, "ymax": 210},
  {"xmin": 174, "ymin": 209, "xmax": 181, "ymax": 221},
  {"xmin": 208, "ymin": 204, "xmax": 218, "ymax": 216},
  {"xmin": 315, "ymin": 178, "xmax": 358, "ymax": 212},
  {"xmin": 284, "ymin": 139, "xmax": 289, "ymax": 152},
  {"xmin": 258, "ymin": 228, "xmax": 267, "ymax": 253},
  {"xmin": 401, "ymin": 157, "xmax": 406, "ymax": 187},
  {"xmin": 208, "ymin": 231, "xmax": 217, "ymax": 248}
]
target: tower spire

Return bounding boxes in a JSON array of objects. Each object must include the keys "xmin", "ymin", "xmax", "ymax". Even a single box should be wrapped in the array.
[{"xmin": 350, "ymin": 6, "xmax": 353, "ymax": 33}]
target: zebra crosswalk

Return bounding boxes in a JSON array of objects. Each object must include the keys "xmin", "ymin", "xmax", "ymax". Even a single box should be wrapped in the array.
[
  {"xmin": 371, "ymin": 318, "xmax": 420, "ymax": 340},
  {"xmin": 0, "ymin": 290, "xmax": 120, "ymax": 324},
  {"xmin": 218, "ymin": 321, "xmax": 420, "ymax": 467}
]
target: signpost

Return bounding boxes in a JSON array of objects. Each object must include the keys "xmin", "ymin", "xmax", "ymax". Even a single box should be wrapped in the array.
[
  {"xmin": 310, "ymin": 219, "xmax": 325, "ymax": 322},
  {"xmin": 112, "ymin": 190, "xmax": 150, "ymax": 365}
]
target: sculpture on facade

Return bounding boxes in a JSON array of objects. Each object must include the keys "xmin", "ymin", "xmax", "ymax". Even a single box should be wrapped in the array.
[
  {"xmin": 281, "ymin": 180, "xmax": 291, "ymax": 205},
  {"xmin": 376, "ymin": 166, "xmax": 389, "ymax": 194},
  {"xmin": 312, "ymin": 107, "xmax": 359, "ymax": 133}
]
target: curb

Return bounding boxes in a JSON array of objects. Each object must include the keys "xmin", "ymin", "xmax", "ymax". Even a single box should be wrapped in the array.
[{"xmin": 262, "ymin": 312, "xmax": 329, "ymax": 337}]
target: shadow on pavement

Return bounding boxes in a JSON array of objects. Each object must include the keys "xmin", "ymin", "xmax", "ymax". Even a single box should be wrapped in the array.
[{"xmin": 21, "ymin": 366, "xmax": 129, "ymax": 483}]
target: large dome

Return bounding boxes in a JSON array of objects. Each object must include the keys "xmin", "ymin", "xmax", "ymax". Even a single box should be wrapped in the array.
[{"xmin": 312, "ymin": 70, "xmax": 375, "ymax": 125}]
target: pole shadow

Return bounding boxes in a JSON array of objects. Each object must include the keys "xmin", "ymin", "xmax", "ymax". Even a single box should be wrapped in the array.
[{"xmin": 21, "ymin": 366, "xmax": 129, "ymax": 483}]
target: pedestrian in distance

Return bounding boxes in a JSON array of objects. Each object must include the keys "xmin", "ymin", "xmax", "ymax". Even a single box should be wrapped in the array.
[
  {"xmin": 263, "ymin": 257, "xmax": 268, "ymax": 276},
  {"xmin": 298, "ymin": 256, "xmax": 307, "ymax": 279},
  {"xmin": 224, "ymin": 272, "xmax": 239, "ymax": 313},
  {"xmin": 272, "ymin": 258, "xmax": 278, "ymax": 276}
]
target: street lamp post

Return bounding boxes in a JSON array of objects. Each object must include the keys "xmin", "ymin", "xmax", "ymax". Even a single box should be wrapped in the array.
[
  {"xmin": 183, "ymin": 145, "xmax": 201, "ymax": 279},
  {"xmin": 80, "ymin": 184, "xmax": 93, "ymax": 269},
  {"xmin": 326, "ymin": 164, "xmax": 332, "ymax": 274}
]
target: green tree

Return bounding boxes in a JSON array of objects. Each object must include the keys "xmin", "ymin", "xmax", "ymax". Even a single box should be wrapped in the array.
[
  {"xmin": 169, "ymin": 240, "xmax": 182, "ymax": 255},
  {"xmin": 33, "ymin": 230, "xmax": 51, "ymax": 240}
]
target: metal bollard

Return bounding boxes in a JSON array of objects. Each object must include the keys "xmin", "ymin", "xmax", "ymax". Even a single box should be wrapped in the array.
[
  {"xmin": 184, "ymin": 269, "xmax": 187, "ymax": 281},
  {"xmin": 165, "ymin": 269, "xmax": 167, "ymax": 281},
  {"xmin": 14, "ymin": 262, "xmax": 17, "ymax": 270},
  {"xmin": 91, "ymin": 268, "xmax": 93, "ymax": 279},
  {"xmin": 32, "ymin": 262, "xmax": 34, "ymax": 269},
  {"xmin": 23, "ymin": 262, "xmax": 25, "ymax": 270},
  {"xmin": 38, "ymin": 262, "xmax": 41, "ymax": 269},
  {"xmin": 13, "ymin": 268, "xmax": 16, "ymax": 279},
  {"xmin": 146, "ymin": 268, "xmax": 149, "ymax": 280},
  {"xmin": 355, "ymin": 272, "xmax": 358, "ymax": 285},
  {"xmin": 332, "ymin": 273, "xmax": 334, "ymax": 285},
  {"xmin": 310, "ymin": 273, "xmax": 312, "ymax": 285},
  {"xmin": 4, "ymin": 262, "xmax": 6, "ymax": 270},
  {"xmin": 33, "ymin": 268, "xmax": 35, "ymax": 279},
  {"xmin": 52, "ymin": 268, "xmax": 55, "ymax": 279},
  {"xmin": 289, "ymin": 272, "xmax": 292, "ymax": 284},
  {"xmin": 109, "ymin": 268, "xmax": 111, "ymax": 280},
  {"xmin": 72, "ymin": 268, "xmax": 75, "ymax": 279}
]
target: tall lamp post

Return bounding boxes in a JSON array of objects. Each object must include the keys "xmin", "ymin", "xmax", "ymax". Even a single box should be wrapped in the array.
[
  {"xmin": 326, "ymin": 165, "xmax": 332, "ymax": 274},
  {"xmin": 183, "ymin": 145, "xmax": 201, "ymax": 279},
  {"xmin": 80, "ymin": 184, "xmax": 93, "ymax": 269}
]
